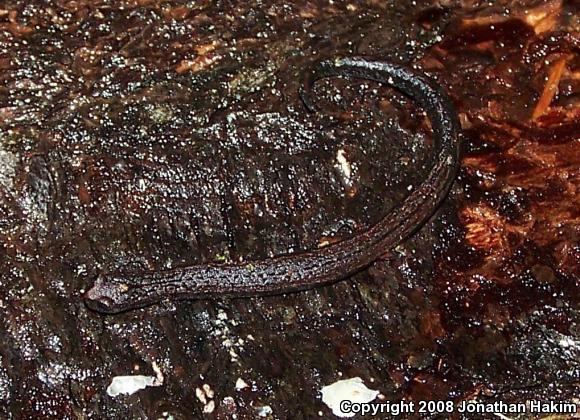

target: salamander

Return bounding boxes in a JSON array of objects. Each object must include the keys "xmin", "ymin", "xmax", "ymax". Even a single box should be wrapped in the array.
[{"xmin": 85, "ymin": 57, "xmax": 461, "ymax": 314}]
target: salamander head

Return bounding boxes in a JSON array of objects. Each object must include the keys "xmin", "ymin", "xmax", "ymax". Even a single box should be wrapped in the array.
[{"xmin": 84, "ymin": 275, "xmax": 131, "ymax": 314}]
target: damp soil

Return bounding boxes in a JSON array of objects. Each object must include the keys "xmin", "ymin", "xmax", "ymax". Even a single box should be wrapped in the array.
[{"xmin": 0, "ymin": 0, "xmax": 578, "ymax": 418}]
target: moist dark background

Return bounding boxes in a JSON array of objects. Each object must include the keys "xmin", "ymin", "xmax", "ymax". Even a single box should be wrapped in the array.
[{"xmin": 0, "ymin": 0, "xmax": 578, "ymax": 418}]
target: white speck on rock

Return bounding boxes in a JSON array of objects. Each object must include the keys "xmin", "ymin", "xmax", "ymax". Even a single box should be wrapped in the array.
[
  {"xmin": 336, "ymin": 149, "xmax": 351, "ymax": 180},
  {"xmin": 151, "ymin": 361, "xmax": 164, "ymax": 384},
  {"xmin": 106, "ymin": 375, "xmax": 160, "ymax": 397},
  {"xmin": 335, "ymin": 149, "xmax": 353, "ymax": 190},
  {"xmin": 255, "ymin": 404, "xmax": 273, "ymax": 417},
  {"xmin": 106, "ymin": 361, "xmax": 164, "ymax": 397},
  {"xmin": 203, "ymin": 400, "xmax": 216, "ymax": 414},
  {"xmin": 196, "ymin": 387, "xmax": 208, "ymax": 404},
  {"xmin": 320, "ymin": 377, "xmax": 379, "ymax": 418},
  {"xmin": 197, "ymin": 383, "xmax": 216, "ymax": 412},
  {"xmin": 203, "ymin": 383, "xmax": 215, "ymax": 399},
  {"xmin": 229, "ymin": 348, "xmax": 240, "ymax": 362},
  {"xmin": 235, "ymin": 377, "xmax": 249, "ymax": 390}
]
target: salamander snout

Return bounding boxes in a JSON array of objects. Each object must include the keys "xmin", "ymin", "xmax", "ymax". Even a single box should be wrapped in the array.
[{"xmin": 84, "ymin": 275, "xmax": 131, "ymax": 314}]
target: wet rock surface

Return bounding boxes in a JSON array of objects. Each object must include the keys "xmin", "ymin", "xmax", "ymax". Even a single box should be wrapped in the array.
[{"xmin": 0, "ymin": 0, "xmax": 578, "ymax": 418}]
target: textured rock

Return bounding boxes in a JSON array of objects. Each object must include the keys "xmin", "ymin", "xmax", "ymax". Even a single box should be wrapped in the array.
[{"xmin": 0, "ymin": 0, "xmax": 578, "ymax": 418}]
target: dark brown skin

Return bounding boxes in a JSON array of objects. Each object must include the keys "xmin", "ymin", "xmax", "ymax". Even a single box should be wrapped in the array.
[{"xmin": 85, "ymin": 57, "xmax": 461, "ymax": 314}]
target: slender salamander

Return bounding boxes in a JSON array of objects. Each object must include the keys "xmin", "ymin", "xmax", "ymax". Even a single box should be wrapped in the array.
[{"xmin": 85, "ymin": 57, "xmax": 461, "ymax": 313}]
